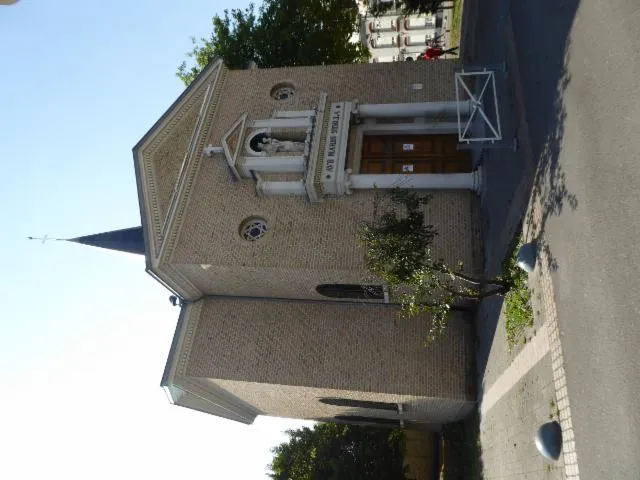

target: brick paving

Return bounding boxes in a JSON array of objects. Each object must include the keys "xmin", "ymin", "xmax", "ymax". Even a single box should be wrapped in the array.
[
  {"xmin": 479, "ymin": 354, "xmax": 564, "ymax": 480},
  {"xmin": 480, "ymin": 320, "xmax": 549, "ymax": 417}
]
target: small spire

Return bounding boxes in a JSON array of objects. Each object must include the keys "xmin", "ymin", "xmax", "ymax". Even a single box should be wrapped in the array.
[
  {"xmin": 68, "ymin": 226, "xmax": 145, "ymax": 255},
  {"xmin": 29, "ymin": 227, "xmax": 145, "ymax": 255}
]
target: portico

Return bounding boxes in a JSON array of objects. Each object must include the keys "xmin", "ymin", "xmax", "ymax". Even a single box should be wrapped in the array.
[{"xmin": 314, "ymin": 100, "xmax": 483, "ymax": 198}]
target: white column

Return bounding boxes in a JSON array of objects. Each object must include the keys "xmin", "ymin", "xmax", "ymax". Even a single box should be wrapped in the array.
[
  {"xmin": 203, "ymin": 145, "xmax": 224, "ymax": 157},
  {"xmin": 347, "ymin": 168, "xmax": 482, "ymax": 194},
  {"xmin": 240, "ymin": 156, "xmax": 306, "ymax": 177},
  {"xmin": 356, "ymin": 101, "xmax": 471, "ymax": 119},
  {"xmin": 275, "ymin": 110, "xmax": 316, "ymax": 118},
  {"xmin": 256, "ymin": 179, "xmax": 307, "ymax": 196},
  {"xmin": 251, "ymin": 117, "xmax": 313, "ymax": 129}
]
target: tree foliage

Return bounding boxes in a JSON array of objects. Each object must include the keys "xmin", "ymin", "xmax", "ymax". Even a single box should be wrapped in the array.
[
  {"xmin": 177, "ymin": 0, "xmax": 370, "ymax": 85},
  {"xmin": 368, "ymin": 0, "xmax": 445, "ymax": 16},
  {"xmin": 359, "ymin": 189, "xmax": 511, "ymax": 343},
  {"xmin": 269, "ymin": 423, "xmax": 407, "ymax": 480}
]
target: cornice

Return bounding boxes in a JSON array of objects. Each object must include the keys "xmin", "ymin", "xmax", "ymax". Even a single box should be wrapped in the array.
[
  {"xmin": 158, "ymin": 66, "xmax": 228, "ymax": 266},
  {"xmin": 135, "ymin": 60, "xmax": 226, "ymax": 264}
]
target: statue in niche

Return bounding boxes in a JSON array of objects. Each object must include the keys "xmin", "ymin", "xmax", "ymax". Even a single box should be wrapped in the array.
[{"xmin": 254, "ymin": 136, "xmax": 305, "ymax": 155}]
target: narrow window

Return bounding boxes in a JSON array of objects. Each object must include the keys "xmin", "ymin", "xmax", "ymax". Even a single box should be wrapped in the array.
[
  {"xmin": 316, "ymin": 284, "xmax": 384, "ymax": 300},
  {"xmin": 334, "ymin": 415, "xmax": 401, "ymax": 427},
  {"xmin": 320, "ymin": 397, "xmax": 399, "ymax": 412}
]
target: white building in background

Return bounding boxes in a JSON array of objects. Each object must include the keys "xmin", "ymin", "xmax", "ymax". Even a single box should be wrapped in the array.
[{"xmin": 357, "ymin": 0, "xmax": 444, "ymax": 62}]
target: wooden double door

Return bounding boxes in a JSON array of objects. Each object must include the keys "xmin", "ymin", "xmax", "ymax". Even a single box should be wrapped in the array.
[{"xmin": 360, "ymin": 134, "xmax": 472, "ymax": 174}]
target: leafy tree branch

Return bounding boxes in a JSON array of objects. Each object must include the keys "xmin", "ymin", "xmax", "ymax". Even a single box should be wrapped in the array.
[
  {"xmin": 269, "ymin": 423, "xmax": 407, "ymax": 480},
  {"xmin": 359, "ymin": 188, "xmax": 511, "ymax": 343},
  {"xmin": 178, "ymin": 0, "xmax": 370, "ymax": 85}
]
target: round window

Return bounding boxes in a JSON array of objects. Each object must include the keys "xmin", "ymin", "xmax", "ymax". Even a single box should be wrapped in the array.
[
  {"xmin": 270, "ymin": 82, "xmax": 295, "ymax": 100},
  {"xmin": 240, "ymin": 217, "xmax": 268, "ymax": 241}
]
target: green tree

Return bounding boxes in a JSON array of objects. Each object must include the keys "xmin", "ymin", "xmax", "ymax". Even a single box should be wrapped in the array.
[
  {"xmin": 269, "ymin": 423, "xmax": 407, "ymax": 480},
  {"xmin": 368, "ymin": 0, "xmax": 445, "ymax": 16},
  {"xmin": 359, "ymin": 189, "xmax": 514, "ymax": 343},
  {"xmin": 177, "ymin": 0, "xmax": 370, "ymax": 86}
]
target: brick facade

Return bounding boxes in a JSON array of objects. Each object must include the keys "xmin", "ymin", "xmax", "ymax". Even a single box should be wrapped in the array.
[
  {"xmin": 166, "ymin": 60, "xmax": 482, "ymax": 300},
  {"xmin": 137, "ymin": 59, "xmax": 483, "ymax": 427},
  {"xmin": 184, "ymin": 297, "xmax": 475, "ymax": 426}
]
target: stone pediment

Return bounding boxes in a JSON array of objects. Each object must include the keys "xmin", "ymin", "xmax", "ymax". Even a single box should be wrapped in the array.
[{"xmin": 134, "ymin": 60, "xmax": 225, "ymax": 267}]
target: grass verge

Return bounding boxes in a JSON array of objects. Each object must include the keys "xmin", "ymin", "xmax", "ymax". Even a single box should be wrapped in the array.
[
  {"xmin": 450, "ymin": 0, "xmax": 463, "ymax": 48},
  {"xmin": 441, "ymin": 410, "xmax": 483, "ymax": 479},
  {"xmin": 501, "ymin": 235, "xmax": 534, "ymax": 349}
]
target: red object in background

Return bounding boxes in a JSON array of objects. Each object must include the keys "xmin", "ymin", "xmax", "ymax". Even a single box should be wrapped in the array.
[{"xmin": 424, "ymin": 47, "xmax": 443, "ymax": 59}]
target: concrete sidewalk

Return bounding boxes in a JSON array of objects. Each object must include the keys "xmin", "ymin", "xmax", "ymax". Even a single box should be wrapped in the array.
[{"xmin": 461, "ymin": 0, "xmax": 580, "ymax": 478}]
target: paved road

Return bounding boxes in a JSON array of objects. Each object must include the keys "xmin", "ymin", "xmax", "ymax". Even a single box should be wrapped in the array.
[{"xmin": 509, "ymin": 1, "xmax": 640, "ymax": 478}]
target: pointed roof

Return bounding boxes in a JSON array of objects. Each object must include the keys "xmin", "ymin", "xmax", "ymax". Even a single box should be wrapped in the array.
[{"xmin": 69, "ymin": 227, "xmax": 145, "ymax": 255}]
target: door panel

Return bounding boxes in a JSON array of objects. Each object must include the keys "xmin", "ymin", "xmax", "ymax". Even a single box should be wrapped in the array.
[
  {"xmin": 360, "ymin": 134, "xmax": 471, "ymax": 174},
  {"xmin": 362, "ymin": 159, "xmax": 387, "ymax": 174}
]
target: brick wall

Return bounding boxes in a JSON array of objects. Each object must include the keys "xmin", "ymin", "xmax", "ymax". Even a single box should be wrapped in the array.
[
  {"xmin": 174, "ymin": 182, "xmax": 481, "ymax": 299},
  {"xmin": 167, "ymin": 60, "xmax": 482, "ymax": 299},
  {"xmin": 184, "ymin": 297, "xmax": 475, "ymax": 423},
  {"xmin": 211, "ymin": 61, "xmax": 461, "ymax": 144}
]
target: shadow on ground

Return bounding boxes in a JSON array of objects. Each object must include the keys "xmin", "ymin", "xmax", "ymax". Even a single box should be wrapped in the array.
[
  {"xmin": 460, "ymin": 0, "xmax": 582, "ymax": 386},
  {"xmin": 508, "ymin": 0, "xmax": 582, "ymax": 271},
  {"xmin": 442, "ymin": 410, "xmax": 483, "ymax": 480},
  {"xmin": 523, "ymin": 55, "xmax": 578, "ymax": 272}
]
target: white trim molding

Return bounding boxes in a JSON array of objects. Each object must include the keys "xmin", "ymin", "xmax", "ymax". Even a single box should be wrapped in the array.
[
  {"xmin": 355, "ymin": 101, "xmax": 471, "ymax": 119},
  {"xmin": 220, "ymin": 113, "xmax": 248, "ymax": 180},
  {"xmin": 321, "ymin": 101, "xmax": 352, "ymax": 195},
  {"xmin": 304, "ymin": 93, "xmax": 328, "ymax": 203},
  {"xmin": 240, "ymin": 156, "xmax": 306, "ymax": 177},
  {"xmin": 251, "ymin": 117, "xmax": 313, "ymax": 129},
  {"xmin": 275, "ymin": 109, "xmax": 316, "ymax": 118},
  {"xmin": 345, "ymin": 167, "xmax": 483, "ymax": 194},
  {"xmin": 256, "ymin": 177, "xmax": 307, "ymax": 197}
]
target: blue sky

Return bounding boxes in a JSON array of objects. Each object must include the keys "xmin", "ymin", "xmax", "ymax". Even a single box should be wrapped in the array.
[{"xmin": 0, "ymin": 1, "xmax": 310, "ymax": 478}]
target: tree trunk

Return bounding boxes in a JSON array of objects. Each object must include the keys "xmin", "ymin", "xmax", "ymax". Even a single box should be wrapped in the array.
[
  {"xmin": 447, "ymin": 285, "xmax": 508, "ymax": 300},
  {"xmin": 428, "ymin": 266, "xmax": 509, "ymax": 290}
]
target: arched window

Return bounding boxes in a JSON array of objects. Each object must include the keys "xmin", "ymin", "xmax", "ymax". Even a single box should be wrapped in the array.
[
  {"xmin": 320, "ymin": 397, "xmax": 399, "ymax": 412},
  {"xmin": 248, "ymin": 131, "xmax": 270, "ymax": 154},
  {"xmin": 316, "ymin": 284, "xmax": 384, "ymax": 300}
]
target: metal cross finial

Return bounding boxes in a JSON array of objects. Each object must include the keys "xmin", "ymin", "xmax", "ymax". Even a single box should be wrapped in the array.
[{"xmin": 27, "ymin": 234, "xmax": 63, "ymax": 244}]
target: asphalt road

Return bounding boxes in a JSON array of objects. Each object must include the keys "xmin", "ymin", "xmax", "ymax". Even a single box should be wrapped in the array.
[{"xmin": 510, "ymin": 0, "xmax": 640, "ymax": 478}]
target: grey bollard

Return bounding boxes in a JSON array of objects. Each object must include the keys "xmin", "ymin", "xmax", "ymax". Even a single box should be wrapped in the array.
[
  {"xmin": 535, "ymin": 421, "xmax": 562, "ymax": 461},
  {"xmin": 516, "ymin": 242, "xmax": 537, "ymax": 273}
]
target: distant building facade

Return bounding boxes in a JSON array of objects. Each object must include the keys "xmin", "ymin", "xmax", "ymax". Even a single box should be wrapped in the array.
[{"xmin": 357, "ymin": 0, "xmax": 441, "ymax": 62}]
